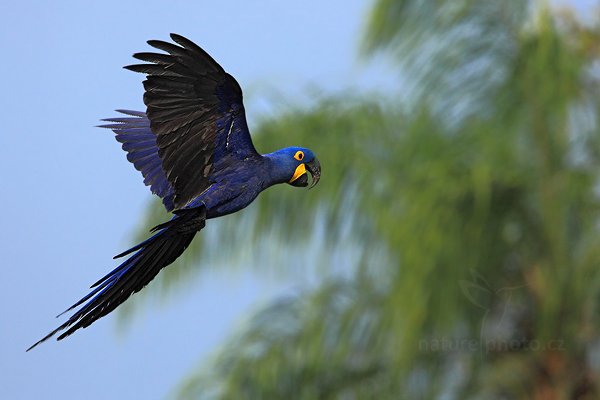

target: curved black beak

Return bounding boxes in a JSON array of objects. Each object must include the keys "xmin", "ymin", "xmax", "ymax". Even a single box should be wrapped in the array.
[
  {"xmin": 305, "ymin": 157, "xmax": 321, "ymax": 189},
  {"xmin": 288, "ymin": 157, "xmax": 321, "ymax": 188}
]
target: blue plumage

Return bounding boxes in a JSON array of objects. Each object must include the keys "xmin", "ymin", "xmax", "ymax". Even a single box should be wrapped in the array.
[
  {"xmin": 100, "ymin": 110, "xmax": 175, "ymax": 211},
  {"xmin": 27, "ymin": 34, "xmax": 320, "ymax": 351}
]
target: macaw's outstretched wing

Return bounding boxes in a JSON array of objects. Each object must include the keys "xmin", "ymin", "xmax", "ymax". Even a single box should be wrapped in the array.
[
  {"xmin": 99, "ymin": 110, "xmax": 176, "ymax": 211},
  {"xmin": 125, "ymin": 33, "xmax": 259, "ymax": 210}
]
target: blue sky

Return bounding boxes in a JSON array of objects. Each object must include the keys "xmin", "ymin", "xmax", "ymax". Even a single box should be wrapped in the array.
[{"xmin": 0, "ymin": 1, "xmax": 592, "ymax": 399}]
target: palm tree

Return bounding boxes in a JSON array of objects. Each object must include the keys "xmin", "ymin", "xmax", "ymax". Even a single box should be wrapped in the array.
[{"xmin": 126, "ymin": 1, "xmax": 600, "ymax": 398}]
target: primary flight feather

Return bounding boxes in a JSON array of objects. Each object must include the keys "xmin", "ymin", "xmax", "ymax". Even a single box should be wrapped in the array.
[{"xmin": 28, "ymin": 33, "xmax": 321, "ymax": 351}]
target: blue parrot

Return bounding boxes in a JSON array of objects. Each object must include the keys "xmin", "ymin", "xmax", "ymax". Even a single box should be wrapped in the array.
[{"xmin": 27, "ymin": 34, "xmax": 320, "ymax": 351}]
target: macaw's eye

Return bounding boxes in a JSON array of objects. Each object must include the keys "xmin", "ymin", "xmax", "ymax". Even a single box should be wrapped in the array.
[{"xmin": 294, "ymin": 151, "xmax": 304, "ymax": 161}]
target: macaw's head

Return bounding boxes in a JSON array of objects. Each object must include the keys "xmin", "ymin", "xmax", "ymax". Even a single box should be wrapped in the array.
[{"xmin": 270, "ymin": 147, "xmax": 321, "ymax": 189}]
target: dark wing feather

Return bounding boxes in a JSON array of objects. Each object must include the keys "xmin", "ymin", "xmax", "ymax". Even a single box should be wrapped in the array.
[
  {"xmin": 125, "ymin": 33, "xmax": 258, "ymax": 210},
  {"xmin": 98, "ymin": 110, "xmax": 175, "ymax": 211}
]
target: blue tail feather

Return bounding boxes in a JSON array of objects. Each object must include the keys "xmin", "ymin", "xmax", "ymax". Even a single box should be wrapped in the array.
[{"xmin": 26, "ymin": 206, "xmax": 206, "ymax": 351}]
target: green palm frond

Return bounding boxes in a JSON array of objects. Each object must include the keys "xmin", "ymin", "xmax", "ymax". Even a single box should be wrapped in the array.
[
  {"xmin": 363, "ymin": 0, "xmax": 530, "ymax": 122},
  {"xmin": 117, "ymin": 1, "xmax": 600, "ymax": 398}
]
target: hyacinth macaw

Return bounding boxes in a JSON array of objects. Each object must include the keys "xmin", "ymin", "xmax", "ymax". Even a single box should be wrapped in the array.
[{"xmin": 28, "ymin": 34, "xmax": 321, "ymax": 351}]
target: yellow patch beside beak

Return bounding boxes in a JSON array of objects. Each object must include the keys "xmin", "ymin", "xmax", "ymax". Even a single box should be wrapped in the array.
[{"xmin": 289, "ymin": 163, "xmax": 306, "ymax": 183}]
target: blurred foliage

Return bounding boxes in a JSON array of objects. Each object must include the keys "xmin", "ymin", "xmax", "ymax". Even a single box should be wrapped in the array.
[
  {"xmin": 363, "ymin": 0, "xmax": 529, "ymax": 122},
  {"xmin": 124, "ymin": 0, "xmax": 600, "ymax": 399}
]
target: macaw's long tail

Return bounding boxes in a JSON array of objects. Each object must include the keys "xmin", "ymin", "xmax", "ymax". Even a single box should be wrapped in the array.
[{"xmin": 27, "ymin": 205, "xmax": 206, "ymax": 351}]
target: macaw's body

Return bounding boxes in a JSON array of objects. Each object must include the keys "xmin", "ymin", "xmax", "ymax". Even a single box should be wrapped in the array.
[{"xmin": 28, "ymin": 34, "xmax": 320, "ymax": 351}]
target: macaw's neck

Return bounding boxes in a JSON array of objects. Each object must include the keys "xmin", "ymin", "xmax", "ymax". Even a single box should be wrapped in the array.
[{"xmin": 261, "ymin": 151, "xmax": 294, "ymax": 187}]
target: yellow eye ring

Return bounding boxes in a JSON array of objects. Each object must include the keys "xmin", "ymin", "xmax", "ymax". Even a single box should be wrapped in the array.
[{"xmin": 294, "ymin": 151, "xmax": 304, "ymax": 161}]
